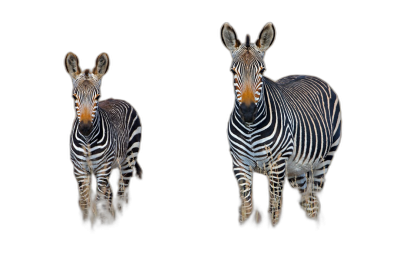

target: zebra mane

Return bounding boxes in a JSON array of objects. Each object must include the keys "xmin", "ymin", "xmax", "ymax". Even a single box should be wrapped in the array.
[{"xmin": 245, "ymin": 35, "xmax": 250, "ymax": 48}]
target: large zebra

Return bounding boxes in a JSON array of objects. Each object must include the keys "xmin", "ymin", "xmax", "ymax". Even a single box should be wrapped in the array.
[
  {"xmin": 65, "ymin": 52, "xmax": 142, "ymax": 222},
  {"xmin": 221, "ymin": 23, "xmax": 342, "ymax": 225}
]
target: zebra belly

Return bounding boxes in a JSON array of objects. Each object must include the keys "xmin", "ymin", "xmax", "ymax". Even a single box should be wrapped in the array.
[
  {"xmin": 286, "ymin": 158, "xmax": 312, "ymax": 177},
  {"xmin": 286, "ymin": 155, "xmax": 321, "ymax": 177}
]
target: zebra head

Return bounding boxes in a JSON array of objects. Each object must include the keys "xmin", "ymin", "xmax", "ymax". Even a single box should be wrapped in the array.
[
  {"xmin": 221, "ymin": 23, "xmax": 275, "ymax": 124},
  {"xmin": 65, "ymin": 52, "xmax": 109, "ymax": 136}
]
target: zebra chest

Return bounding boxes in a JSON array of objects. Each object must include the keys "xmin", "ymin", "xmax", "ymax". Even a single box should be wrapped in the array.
[
  {"xmin": 239, "ymin": 134, "xmax": 275, "ymax": 166},
  {"xmin": 80, "ymin": 141, "xmax": 109, "ymax": 166},
  {"xmin": 79, "ymin": 136, "xmax": 125, "ymax": 169}
]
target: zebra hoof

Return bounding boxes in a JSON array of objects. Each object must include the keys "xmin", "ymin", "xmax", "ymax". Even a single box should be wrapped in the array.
[
  {"xmin": 239, "ymin": 208, "xmax": 251, "ymax": 225},
  {"xmin": 99, "ymin": 209, "xmax": 115, "ymax": 224},
  {"xmin": 239, "ymin": 214, "xmax": 244, "ymax": 224},
  {"xmin": 117, "ymin": 203, "xmax": 122, "ymax": 211},
  {"xmin": 269, "ymin": 208, "xmax": 281, "ymax": 226},
  {"xmin": 79, "ymin": 208, "xmax": 91, "ymax": 221},
  {"xmin": 117, "ymin": 191, "xmax": 129, "ymax": 212},
  {"xmin": 82, "ymin": 210, "xmax": 89, "ymax": 221},
  {"xmin": 255, "ymin": 210, "xmax": 262, "ymax": 224}
]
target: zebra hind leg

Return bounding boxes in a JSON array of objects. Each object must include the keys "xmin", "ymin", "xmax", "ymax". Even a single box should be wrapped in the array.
[
  {"xmin": 287, "ymin": 172, "xmax": 319, "ymax": 217},
  {"xmin": 288, "ymin": 173, "xmax": 307, "ymax": 193},
  {"xmin": 300, "ymin": 156, "xmax": 333, "ymax": 219},
  {"xmin": 117, "ymin": 159, "xmax": 134, "ymax": 211},
  {"xmin": 287, "ymin": 173, "xmax": 308, "ymax": 209}
]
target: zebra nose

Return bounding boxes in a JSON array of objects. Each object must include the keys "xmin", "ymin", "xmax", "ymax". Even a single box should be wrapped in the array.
[
  {"xmin": 78, "ymin": 122, "xmax": 93, "ymax": 136},
  {"xmin": 239, "ymin": 102, "xmax": 256, "ymax": 123}
]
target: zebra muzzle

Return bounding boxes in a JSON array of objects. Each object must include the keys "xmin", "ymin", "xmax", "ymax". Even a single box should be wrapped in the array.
[
  {"xmin": 239, "ymin": 102, "xmax": 256, "ymax": 123},
  {"xmin": 78, "ymin": 121, "xmax": 93, "ymax": 136}
]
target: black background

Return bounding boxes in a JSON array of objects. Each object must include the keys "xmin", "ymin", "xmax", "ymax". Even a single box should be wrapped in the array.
[{"xmin": 15, "ymin": 3, "xmax": 390, "ymax": 264}]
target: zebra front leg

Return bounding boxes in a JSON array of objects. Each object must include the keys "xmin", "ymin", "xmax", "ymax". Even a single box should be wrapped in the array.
[
  {"xmin": 94, "ymin": 165, "xmax": 115, "ymax": 223},
  {"xmin": 74, "ymin": 167, "xmax": 91, "ymax": 220},
  {"xmin": 234, "ymin": 163, "xmax": 253, "ymax": 223},
  {"xmin": 267, "ymin": 159, "xmax": 286, "ymax": 226}
]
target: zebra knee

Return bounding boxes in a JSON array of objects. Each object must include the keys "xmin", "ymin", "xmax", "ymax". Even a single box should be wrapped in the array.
[
  {"xmin": 311, "ymin": 164, "xmax": 328, "ymax": 192},
  {"xmin": 312, "ymin": 175, "xmax": 325, "ymax": 192},
  {"xmin": 310, "ymin": 168, "xmax": 326, "ymax": 193},
  {"xmin": 96, "ymin": 179, "xmax": 112, "ymax": 202}
]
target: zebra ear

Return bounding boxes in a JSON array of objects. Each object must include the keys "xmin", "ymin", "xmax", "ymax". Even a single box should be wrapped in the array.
[
  {"xmin": 221, "ymin": 23, "xmax": 241, "ymax": 52},
  {"xmin": 65, "ymin": 52, "xmax": 81, "ymax": 79},
  {"xmin": 256, "ymin": 23, "xmax": 275, "ymax": 52},
  {"xmin": 93, "ymin": 53, "xmax": 109, "ymax": 79}
]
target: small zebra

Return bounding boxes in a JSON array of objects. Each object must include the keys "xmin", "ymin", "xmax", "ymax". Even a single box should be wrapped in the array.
[
  {"xmin": 221, "ymin": 23, "xmax": 342, "ymax": 225},
  {"xmin": 65, "ymin": 52, "xmax": 142, "ymax": 222}
]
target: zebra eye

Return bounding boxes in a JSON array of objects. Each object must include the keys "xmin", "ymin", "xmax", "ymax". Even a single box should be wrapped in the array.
[
  {"xmin": 231, "ymin": 68, "xmax": 237, "ymax": 75},
  {"xmin": 260, "ymin": 67, "xmax": 265, "ymax": 74},
  {"xmin": 72, "ymin": 94, "xmax": 78, "ymax": 100},
  {"xmin": 95, "ymin": 94, "xmax": 101, "ymax": 101}
]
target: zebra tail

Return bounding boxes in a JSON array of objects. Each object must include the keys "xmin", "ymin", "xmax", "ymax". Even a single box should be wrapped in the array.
[{"xmin": 135, "ymin": 162, "xmax": 142, "ymax": 179}]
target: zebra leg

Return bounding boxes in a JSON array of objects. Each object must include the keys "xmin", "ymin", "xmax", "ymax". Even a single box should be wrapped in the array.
[
  {"xmin": 117, "ymin": 143, "xmax": 142, "ymax": 210},
  {"xmin": 267, "ymin": 159, "xmax": 286, "ymax": 226},
  {"xmin": 117, "ymin": 159, "xmax": 134, "ymax": 211},
  {"xmin": 234, "ymin": 163, "xmax": 253, "ymax": 223},
  {"xmin": 288, "ymin": 173, "xmax": 307, "ymax": 193},
  {"xmin": 288, "ymin": 171, "xmax": 320, "ymax": 218},
  {"xmin": 286, "ymin": 173, "xmax": 307, "ymax": 196},
  {"xmin": 74, "ymin": 167, "xmax": 91, "ymax": 220},
  {"xmin": 300, "ymin": 156, "xmax": 333, "ymax": 218},
  {"xmin": 94, "ymin": 164, "xmax": 115, "ymax": 223}
]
